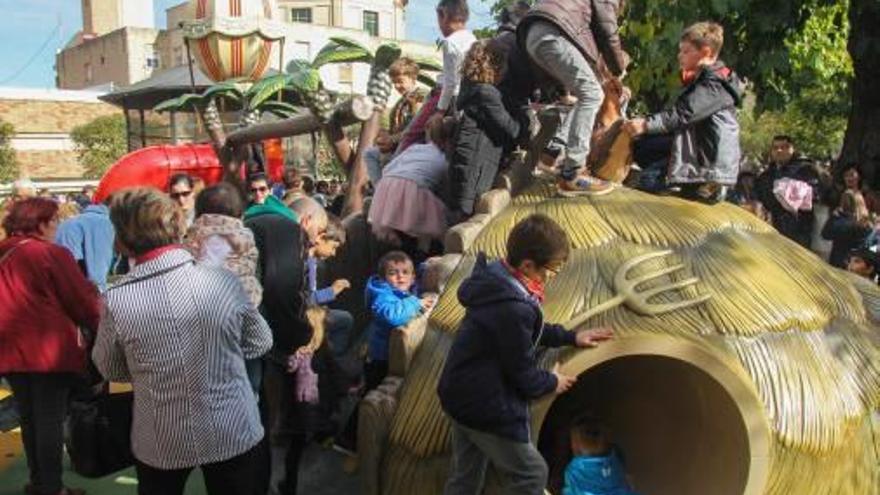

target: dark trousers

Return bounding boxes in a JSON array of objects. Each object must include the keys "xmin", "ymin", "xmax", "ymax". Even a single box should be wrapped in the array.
[
  {"xmin": 6, "ymin": 372, "xmax": 75, "ymax": 494},
  {"xmin": 135, "ymin": 443, "xmax": 261, "ymax": 495},
  {"xmin": 264, "ymin": 360, "xmax": 311, "ymax": 495},
  {"xmin": 336, "ymin": 360, "xmax": 389, "ymax": 451}
]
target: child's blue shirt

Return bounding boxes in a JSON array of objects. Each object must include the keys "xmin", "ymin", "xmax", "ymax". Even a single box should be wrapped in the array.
[
  {"xmin": 306, "ymin": 256, "xmax": 336, "ymax": 306},
  {"xmin": 563, "ymin": 449, "xmax": 636, "ymax": 495}
]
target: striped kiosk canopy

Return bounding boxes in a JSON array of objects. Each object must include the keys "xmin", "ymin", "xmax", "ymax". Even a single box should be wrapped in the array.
[{"xmin": 181, "ymin": 0, "xmax": 285, "ymax": 83}]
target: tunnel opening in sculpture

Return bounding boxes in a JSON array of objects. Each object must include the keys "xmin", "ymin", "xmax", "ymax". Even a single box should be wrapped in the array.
[{"xmin": 538, "ymin": 355, "xmax": 752, "ymax": 495}]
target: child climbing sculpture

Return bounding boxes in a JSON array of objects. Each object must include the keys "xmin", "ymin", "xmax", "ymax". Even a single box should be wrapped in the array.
[{"xmin": 517, "ymin": 0, "xmax": 630, "ymax": 196}]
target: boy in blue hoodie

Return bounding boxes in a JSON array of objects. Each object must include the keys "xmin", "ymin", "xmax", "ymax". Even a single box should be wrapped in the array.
[{"xmin": 438, "ymin": 214, "xmax": 613, "ymax": 495}]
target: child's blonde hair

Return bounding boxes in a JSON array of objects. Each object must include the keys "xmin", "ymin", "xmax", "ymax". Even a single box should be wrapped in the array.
[
  {"xmin": 389, "ymin": 57, "xmax": 420, "ymax": 79},
  {"xmin": 840, "ymin": 190, "xmax": 872, "ymax": 228},
  {"xmin": 681, "ymin": 21, "xmax": 724, "ymax": 57}
]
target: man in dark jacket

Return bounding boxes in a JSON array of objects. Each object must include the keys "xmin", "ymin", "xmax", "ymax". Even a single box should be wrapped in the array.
[
  {"xmin": 627, "ymin": 21, "xmax": 743, "ymax": 203},
  {"xmin": 438, "ymin": 214, "xmax": 612, "ymax": 494},
  {"xmin": 755, "ymin": 136, "xmax": 821, "ymax": 248},
  {"xmin": 518, "ymin": 0, "xmax": 629, "ymax": 195},
  {"xmin": 245, "ymin": 206, "xmax": 311, "ymax": 495}
]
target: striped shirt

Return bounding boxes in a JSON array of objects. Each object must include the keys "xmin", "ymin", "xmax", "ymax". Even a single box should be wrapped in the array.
[{"xmin": 92, "ymin": 249, "xmax": 273, "ymax": 470}]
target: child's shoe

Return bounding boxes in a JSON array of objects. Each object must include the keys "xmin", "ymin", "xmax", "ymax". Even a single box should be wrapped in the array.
[{"xmin": 558, "ymin": 175, "xmax": 614, "ymax": 196}]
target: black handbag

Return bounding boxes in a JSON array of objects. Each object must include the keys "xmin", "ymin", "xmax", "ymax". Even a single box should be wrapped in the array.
[{"xmin": 65, "ymin": 391, "xmax": 135, "ymax": 478}]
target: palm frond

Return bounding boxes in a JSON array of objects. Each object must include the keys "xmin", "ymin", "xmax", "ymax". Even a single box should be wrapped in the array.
[
  {"xmin": 202, "ymin": 82, "xmax": 244, "ymax": 104},
  {"xmin": 246, "ymin": 73, "xmax": 294, "ymax": 110},
  {"xmin": 154, "ymin": 93, "xmax": 203, "ymax": 113},
  {"xmin": 373, "ymin": 43, "xmax": 403, "ymax": 71},
  {"xmin": 312, "ymin": 42, "xmax": 373, "ymax": 68},
  {"xmin": 417, "ymin": 74, "xmax": 438, "ymax": 88},
  {"xmin": 259, "ymin": 100, "xmax": 300, "ymax": 119},
  {"xmin": 411, "ymin": 56, "xmax": 443, "ymax": 73},
  {"xmin": 328, "ymin": 37, "xmax": 373, "ymax": 54}
]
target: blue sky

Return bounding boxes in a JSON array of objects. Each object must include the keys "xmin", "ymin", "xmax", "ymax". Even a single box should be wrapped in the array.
[{"xmin": 0, "ymin": 0, "xmax": 494, "ymax": 89}]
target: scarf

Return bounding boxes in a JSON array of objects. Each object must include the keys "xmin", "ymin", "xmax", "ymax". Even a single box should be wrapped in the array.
[
  {"xmin": 135, "ymin": 245, "xmax": 181, "ymax": 265},
  {"xmin": 681, "ymin": 64, "xmax": 732, "ymax": 86},
  {"xmin": 502, "ymin": 260, "xmax": 546, "ymax": 304}
]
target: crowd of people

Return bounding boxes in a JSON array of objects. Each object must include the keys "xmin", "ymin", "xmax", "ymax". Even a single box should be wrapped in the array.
[{"xmin": 1, "ymin": 1, "xmax": 879, "ymax": 495}]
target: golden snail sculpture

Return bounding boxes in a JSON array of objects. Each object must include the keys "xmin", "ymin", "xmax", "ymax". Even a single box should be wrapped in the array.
[{"xmin": 359, "ymin": 179, "xmax": 879, "ymax": 495}]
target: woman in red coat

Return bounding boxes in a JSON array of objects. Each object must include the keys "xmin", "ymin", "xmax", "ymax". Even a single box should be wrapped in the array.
[{"xmin": 0, "ymin": 197, "xmax": 100, "ymax": 495}]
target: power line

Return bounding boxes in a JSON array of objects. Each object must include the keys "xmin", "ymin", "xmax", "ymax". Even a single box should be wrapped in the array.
[{"xmin": 0, "ymin": 20, "xmax": 62, "ymax": 85}]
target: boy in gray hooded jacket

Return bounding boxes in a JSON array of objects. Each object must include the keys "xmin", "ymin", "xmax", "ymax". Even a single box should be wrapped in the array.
[{"xmin": 626, "ymin": 21, "xmax": 743, "ymax": 203}]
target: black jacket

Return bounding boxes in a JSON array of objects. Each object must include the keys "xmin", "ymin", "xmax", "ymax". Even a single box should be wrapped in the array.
[
  {"xmin": 245, "ymin": 213, "xmax": 310, "ymax": 360},
  {"xmin": 449, "ymin": 81, "xmax": 527, "ymax": 215},
  {"xmin": 491, "ymin": 25, "xmax": 537, "ymax": 114},
  {"xmin": 755, "ymin": 158, "xmax": 820, "ymax": 248},
  {"xmin": 822, "ymin": 212, "xmax": 871, "ymax": 268},
  {"xmin": 438, "ymin": 255, "xmax": 575, "ymax": 443}
]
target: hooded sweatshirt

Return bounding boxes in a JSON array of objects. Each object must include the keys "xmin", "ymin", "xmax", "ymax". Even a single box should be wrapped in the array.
[
  {"xmin": 563, "ymin": 448, "xmax": 635, "ymax": 495},
  {"xmin": 438, "ymin": 254, "xmax": 575, "ymax": 442}
]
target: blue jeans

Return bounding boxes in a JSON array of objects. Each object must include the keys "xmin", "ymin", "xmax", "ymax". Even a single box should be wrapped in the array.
[{"xmin": 526, "ymin": 21, "xmax": 605, "ymax": 181}]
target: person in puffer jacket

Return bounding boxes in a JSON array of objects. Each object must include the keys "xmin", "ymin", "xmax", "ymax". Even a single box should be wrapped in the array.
[
  {"xmin": 333, "ymin": 251, "xmax": 436, "ymax": 456},
  {"xmin": 439, "ymin": 214, "xmax": 613, "ymax": 495},
  {"xmin": 626, "ymin": 21, "xmax": 744, "ymax": 203}
]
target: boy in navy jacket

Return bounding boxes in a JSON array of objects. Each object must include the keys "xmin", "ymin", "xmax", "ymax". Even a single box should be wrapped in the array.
[{"xmin": 438, "ymin": 214, "xmax": 612, "ymax": 494}]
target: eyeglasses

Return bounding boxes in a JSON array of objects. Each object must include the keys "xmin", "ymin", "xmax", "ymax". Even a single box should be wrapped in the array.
[
  {"xmin": 250, "ymin": 186, "xmax": 269, "ymax": 194},
  {"xmin": 169, "ymin": 190, "xmax": 192, "ymax": 200},
  {"xmin": 544, "ymin": 263, "xmax": 564, "ymax": 277}
]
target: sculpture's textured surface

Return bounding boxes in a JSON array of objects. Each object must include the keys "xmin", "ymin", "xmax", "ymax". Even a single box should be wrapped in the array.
[{"xmin": 379, "ymin": 180, "xmax": 880, "ymax": 494}]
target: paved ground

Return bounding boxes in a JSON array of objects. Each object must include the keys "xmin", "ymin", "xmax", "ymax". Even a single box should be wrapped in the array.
[
  {"xmin": 0, "ymin": 388, "xmax": 362, "ymax": 495},
  {"xmin": 0, "ymin": 434, "xmax": 361, "ymax": 495}
]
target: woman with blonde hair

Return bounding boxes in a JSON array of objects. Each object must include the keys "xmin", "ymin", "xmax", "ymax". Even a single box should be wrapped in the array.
[
  {"xmin": 92, "ymin": 187, "xmax": 272, "ymax": 495},
  {"xmin": 448, "ymin": 40, "xmax": 529, "ymax": 221},
  {"xmin": 822, "ymin": 189, "xmax": 873, "ymax": 268}
]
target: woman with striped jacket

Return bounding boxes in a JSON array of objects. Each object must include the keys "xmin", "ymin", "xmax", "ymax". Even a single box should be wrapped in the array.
[{"xmin": 92, "ymin": 188, "xmax": 273, "ymax": 495}]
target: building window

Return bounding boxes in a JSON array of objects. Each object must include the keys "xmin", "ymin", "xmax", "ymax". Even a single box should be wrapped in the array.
[
  {"xmin": 145, "ymin": 43, "xmax": 160, "ymax": 69},
  {"xmin": 363, "ymin": 10, "xmax": 379, "ymax": 37},
  {"xmin": 85, "ymin": 62, "xmax": 93, "ymax": 83},
  {"xmin": 173, "ymin": 46, "xmax": 184, "ymax": 66},
  {"xmin": 290, "ymin": 8, "xmax": 312, "ymax": 23}
]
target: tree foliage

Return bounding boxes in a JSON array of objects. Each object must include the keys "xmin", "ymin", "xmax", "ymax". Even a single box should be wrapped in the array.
[
  {"xmin": 70, "ymin": 115, "xmax": 127, "ymax": 179},
  {"xmin": 0, "ymin": 119, "xmax": 19, "ymax": 183}
]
